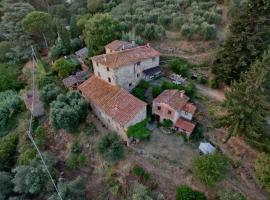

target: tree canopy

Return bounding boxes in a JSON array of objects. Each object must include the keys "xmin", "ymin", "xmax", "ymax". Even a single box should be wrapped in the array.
[
  {"xmin": 192, "ymin": 153, "xmax": 229, "ymax": 187},
  {"xmin": 83, "ymin": 13, "xmax": 122, "ymax": 54},
  {"xmin": 212, "ymin": 0, "xmax": 270, "ymax": 84},
  {"xmin": 0, "ymin": 63, "xmax": 23, "ymax": 92},
  {"xmin": 50, "ymin": 91, "xmax": 88, "ymax": 132},
  {"xmin": 255, "ymin": 153, "xmax": 270, "ymax": 192},
  {"xmin": 97, "ymin": 133, "xmax": 124, "ymax": 163}
]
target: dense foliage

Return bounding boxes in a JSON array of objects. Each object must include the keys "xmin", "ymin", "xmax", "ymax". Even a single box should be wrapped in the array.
[
  {"xmin": 212, "ymin": 0, "xmax": 270, "ymax": 84},
  {"xmin": 169, "ymin": 58, "xmax": 190, "ymax": 77},
  {"xmin": 0, "ymin": 63, "xmax": 24, "ymax": 92},
  {"xmin": 127, "ymin": 120, "xmax": 151, "ymax": 140},
  {"xmin": 40, "ymin": 83, "xmax": 62, "ymax": 105},
  {"xmin": 50, "ymin": 91, "xmax": 88, "ymax": 132},
  {"xmin": 111, "ymin": 0, "xmax": 222, "ymax": 40},
  {"xmin": 83, "ymin": 13, "xmax": 122, "ymax": 54},
  {"xmin": 216, "ymin": 191, "xmax": 247, "ymax": 200},
  {"xmin": 131, "ymin": 182, "xmax": 164, "ymax": 200},
  {"xmin": 192, "ymin": 153, "xmax": 229, "ymax": 187},
  {"xmin": 0, "ymin": 90, "xmax": 23, "ymax": 134},
  {"xmin": 176, "ymin": 185, "xmax": 206, "ymax": 200},
  {"xmin": 215, "ymin": 50, "xmax": 270, "ymax": 147},
  {"xmin": 97, "ymin": 133, "xmax": 124, "ymax": 163},
  {"xmin": 0, "ymin": 171, "xmax": 13, "ymax": 199},
  {"xmin": 52, "ymin": 57, "xmax": 79, "ymax": 78},
  {"xmin": 255, "ymin": 153, "xmax": 270, "ymax": 192}
]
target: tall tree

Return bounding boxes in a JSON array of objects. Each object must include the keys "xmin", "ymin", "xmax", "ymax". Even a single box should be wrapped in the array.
[
  {"xmin": 83, "ymin": 13, "xmax": 122, "ymax": 54},
  {"xmin": 216, "ymin": 50, "xmax": 270, "ymax": 144},
  {"xmin": 70, "ymin": 15, "xmax": 80, "ymax": 38},
  {"xmin": 22, "ymin": 11, "xmax": 55, "ymax": 48},
  {"xmin": 212, "ymin": 0, "xmax": 270, "ymax": 84},
  {"xmin": 55, "ymin": 18, "xmax": 71, "ymax": 54}
]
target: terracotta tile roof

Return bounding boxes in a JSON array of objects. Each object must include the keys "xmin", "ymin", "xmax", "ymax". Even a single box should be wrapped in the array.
[
  {"xmin": 78, "ymin": 75, "xmax": 147, "ymax": 127},
  {"xmin": 175, "ymin": 118, "xmax": 196, "ymax": 133},
  {"xmin": 153, "ymin": 90, "xmax": 189, "ymax": 111},
  {"xmin": 183, "ymin": 103, "xmax": 197, "ymax": 115},
  {"xmin": 105, "ymin": 40, "xmax": 135, "ymax": 51},
  {"xmin": 92, "ymin": 45, "xmax": 160, "ymax": 68}
]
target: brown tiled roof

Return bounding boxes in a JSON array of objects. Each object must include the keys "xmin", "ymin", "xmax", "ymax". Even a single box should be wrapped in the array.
[
  {"xmin": 92, "ymin": 45, "xmax": 160, "ymax": 68},
  {"xmin": 105, "ymin": 40, "xmax": 134, "ymax": 51},
  {"xmin": 78, "ymin": 75, "xmax": 147, "ymax": 126},
  {"xmin": 175, "ymin": 118, "xmax": 196, "ymax": 133},
  {"xmin": 183, "ymin": 103, "xmax": 197, "ymax": 115},
  {"xmin": 153, "ymin": 90, "xmax": 189, "ymax": 111}
]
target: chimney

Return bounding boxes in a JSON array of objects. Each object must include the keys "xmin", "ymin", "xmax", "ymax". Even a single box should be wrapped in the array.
[
  {"xmin": 122, "ymin": 44, "xmax": 125, "ymax": 50},
  {"xmin": 132, "ymin": 40, "xmax": 136, "ymax": 46},
  {"xmin": 147, "ymin": 43, "xmax": 150, "ymax": 48}
]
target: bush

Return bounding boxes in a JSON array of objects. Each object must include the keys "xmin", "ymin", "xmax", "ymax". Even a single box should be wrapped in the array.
[
  {"xmin": 127, "ymin": 120, "xmax": 151, "ymax": 140},
  {"xmin": 162, "ymin": 119, "xmax": 173, "ymax": 128},
  {"xmin": 133, "ymin": 165, "xmax": 150, "ymax": 181},
  {"xmin": 97, "ymin": 133, "xmax": 124, "ymax": 163},
  {"xmin": 0, "ymin": 171, "xmax": 13, "ymax": 199},
  {"xmin": 184, "ymin": 82, "xmax": 197, "ymax": 99},
  {"xmin": 50, "ymin": 42, "xmax": 63, "ymax": 60},
  {"xmin": 143, "ymin": 23, "xmax": 165, "ymax": 40},
  {"xmin": 255, "ymin": 153, "xmax": 270, "ymax": 192},
  {"xmin": 0, "ymin": 90, "xmax": 23, "ymax": 133},
  {"xmin": 169, "ymin": 59, "xmax": 190, "ymax": 77},
  {"xmin": 38, "ymin": 74, "xmax": 59, "ymax": 89},
  {"xmin": 70, "ymin": 38, "xmax": 81, "ymax": 52},
  {"xmin": 176, "ymin": 185, "xmax": 206, "ymax": 200},
  {"xmin": 0, "ymin": 133, "xmax": 19, "ymax": 170},
  {"xmin": 209, "ymin": 79, "xmax": 220, "ymax": 89},
  {"xmin": 40, "ymin": 83, "xmax": 62, "ymax": 105},
  {"xmin": 18, "ymin": 147, "xmax": 36, "ymax": 165},
  {"xmin": 132, "ymin": 88, "xmax": 146, "ymax": 101},
  {"xmin": 197, "ymin": 75, "xmax": 208, "ymax": 85},
  {"xmin": 66, "ymin": 153, "xmax": 86, "ymax": 170},
  {"xmin": 50, "ymin": 91, "xmax": 88, "ymax": 133},
  {"xmin": 33, "ymin": 126, "xmax": 46, "ymax": 149},
  {"xmin": 52, "ymin": 57, "xmax": 78, "ymax": 78},
  {"xmin": 192, "ymin": 153, "xmax": 229, "ymax": 187},
  {"xmin": 199, "ymin": 22, "xmax": 217, "ymax": 40},
  {"xmin": 152, "ymin": 86, "xmax": 162, "ymax": 98}
]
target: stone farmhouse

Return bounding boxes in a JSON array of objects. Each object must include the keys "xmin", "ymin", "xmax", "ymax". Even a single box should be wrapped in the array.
[
  {"xmin": 79, "ymin": 40, "xmax": 161, "ymax": 141},
  {"xmin": 91, "ymin": 41, "xmax": 161, "ymax": 91},
  {"xmin": 152, "ymin": 89, "xmax": 197, "ymax": 136}
]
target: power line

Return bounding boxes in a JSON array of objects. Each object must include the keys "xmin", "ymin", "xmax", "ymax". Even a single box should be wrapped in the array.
[{"xmin": 26, "ymin": 46, "xmax": 63, "ymax": 200}]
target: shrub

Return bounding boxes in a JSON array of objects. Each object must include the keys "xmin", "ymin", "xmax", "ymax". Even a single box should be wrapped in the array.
[
  {"xmin": 38, "ymin": 74, "xmax": 59, "ymax": 89},
  {"xmin": 0, "ymin": 133, "xmax": 19, "ymax": 170},
  {"xmin": 52, "ymin": 57, "xmax": 78, "ymax": 78},
  {"xmin": 255, "ymin": 153, "xmax": 270, "ymax": 192},
  {"xmin": 18, "ymin": 147, "xmax": 36, "ymax": 165},
  {"xmin": 192, "ymin": 153, "xmax": 229, "ymax": 187},
  {"xmin": 199, "ymin": 22, "xmax": 217, "ymax": 40},
  {"xmin": 132, "ymin": 88, "xmax": 146, "ymax": 101},
  {"xmin": 0, "ymin": 171, "xmax": 13, "ymax": 199},
  {"xmin": 209, "ymin": 79, "xmax": 220, "ymax": 89},
  {"xmin": 162, "ymin": 119, "xmax": 173, "ymax": 128},
  {"xmin": 133, "ymin": 165, "xmax": 150, "ymax": 181},
  {"xmin": 197, "ymin": 75, "xmax": 208, "ymax": 85},
  {"xmin": 143, "ymin": 23, "xmax": 165, "ymax": 40},
  {"xmin": 152, "ymin": 86, "xmax": 162, "ymax": 98},
  {"xmin": 66, "ymin": 153, "xmax": 86, "ymax": 170},
  {"xmin": 184, "ymin": 82, "xmax": 197, "ymax": 99},
  {"xmin": 181, "ymin": 24, "xmax": 194, "ymax": 39},
  {"xmin": 169, "ymin": 59, "xmax": 190, "ymax": 77},
  {"xmin": 50, "ymin": 91, "xmax": 88, "ymax": 133},
  {"xmin": 70, "ymin": 38, "xmax": 81, "ymax": 52},
  {"xmin": 0, "ymin": 90, "xmax": 23, "ymax": 133},
  {"xmin": 137, "ymin": 80, "xmax": 149, "ymax": 90},
  {"xmin": 176, "ymin": 185, "xmax": 206, "ymax": 200},
  {"xmin": 97, "ymin": 133, "xmax": 124, "ymax": 163},
  {"xmin": 127, "ymin": 120, "xmax": 151, "ymax": 140},
  {"xmin": 40, "ymin": 83, "xmax": 62, "ymax": 105},
  {"xmin": 50, "ymin": 42, "xmax": 63, "ymax": 60}
]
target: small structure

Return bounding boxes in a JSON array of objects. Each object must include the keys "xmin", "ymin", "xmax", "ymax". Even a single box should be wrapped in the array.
[
  {"xmin": 23, "ymin": 90, "xmax": 45, "ymax": 117},
  {"xmin": 152, "ymin": 89, "xmax": 197, "ymax": 135},
  {"xmin": 75, "ymin": 47, "xmax": 88, "ymax": 64},
  {"xmin": 105, "ymin": 40, "xmax": 137, "ymax": 54},
  {"xmin": 199, "ymin": 142, "xmax": 216, "ymax": 155},
  {"xmin": 143, "ymin": 66, "xmax": 161, "ymax": 81},
  {"xmin": 62, "ymin": 70, "xmax": 90, "ymax": 89},
  {"xmin": 169, "ymin": 73, "xmax": 187, "ymax": 85}
]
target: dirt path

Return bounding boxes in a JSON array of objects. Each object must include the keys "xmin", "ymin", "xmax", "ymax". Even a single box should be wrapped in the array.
[{"xmin": 196, "ymin": 84, "xmax": 225, "ymax": 102}]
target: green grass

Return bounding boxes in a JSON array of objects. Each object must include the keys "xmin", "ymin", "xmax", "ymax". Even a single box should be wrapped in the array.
[{"xmin": 127, "ymin": 120, "xmax": 151, "ymax": 140}]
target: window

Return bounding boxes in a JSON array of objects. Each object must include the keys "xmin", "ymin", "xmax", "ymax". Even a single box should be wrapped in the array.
[
  {"xmin": 152, "ymin": 57, "xmax": 156, "ymax": 62},
  {"xmin": 98, "ymin": 72, "xmax": 101, "ymax": 77},
  {"xmin": 137, "ymin": 73, "xmax": 140, "ymax": 78},
  {"xmin": 107, "ymin": 67, "xmax": 109, "ymax": 71},
  {"xmin": 129, "ymin": 83, "xmax": 132, "ymax": 87},
  {"xmin": 108, "ymin": 77, "xmax": 111, "ymax": 82},
  {"xmin": 157, "ymin": 106, "xmax": 161, "ymax": 111},
  {"xmin": 168, "ymin": 110, "xmax": 172, "ymax": 115}
]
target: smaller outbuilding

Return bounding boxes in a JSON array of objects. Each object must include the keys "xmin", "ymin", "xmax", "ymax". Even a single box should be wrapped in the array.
[
  {"xmin": 62, "ymin": 70, "xmax": 90, "ymax": 90},
  {"xmin": 199, "ymin": 142, "xmax": 216, "ymax": 155},
  {"xmin": 75, "ymin": 47, "xmax": 88, "ymax": 64}
]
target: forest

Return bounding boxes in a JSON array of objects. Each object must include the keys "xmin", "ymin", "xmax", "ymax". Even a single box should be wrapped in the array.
[{"xmin": 0, "ymin": 0, "xmax": 270, "ymax": 199}]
